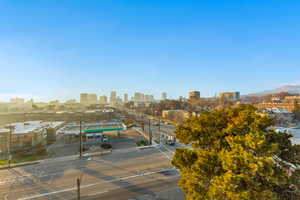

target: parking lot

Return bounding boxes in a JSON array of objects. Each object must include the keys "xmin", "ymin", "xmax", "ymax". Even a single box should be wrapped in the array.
[{"xmin": 47, "ymin": 126, "xmax": 146, "ymax": 159}]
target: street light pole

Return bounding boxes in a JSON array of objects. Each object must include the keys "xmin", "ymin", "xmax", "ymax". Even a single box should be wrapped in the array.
[
  {"xmin": 158, "ymin": 116, "xmax": 161, "ymax": 144},
  {"xmin": 141, "ymin": 115, "xmax": 144, "ymax": 131},
  {"xmin": 148, "ymin": 119, "xmax": 152, "ymax": 145},
  {"xmin": 77, "ymin": 178, "xmax": 81, "ymax": 200},
  {"xmin": 8, "ymin": 126, "xmax": 12, "ymax": 168},
  {"xmin": 79, "ymin": 120, "xmax": 82, "ymax": 158}
]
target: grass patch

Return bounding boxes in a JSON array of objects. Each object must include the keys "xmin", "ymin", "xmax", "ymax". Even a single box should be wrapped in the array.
[
  {"xmin": 0, "ymin": 154, "xmax": 47, "ymax": 166},
  {"xmin": 136, "ymin": 139, "xmax": 150, "ymax": 146},
  {"xmin": 101, "ymin": 143, "xmax": 112, "ymax": 149}
]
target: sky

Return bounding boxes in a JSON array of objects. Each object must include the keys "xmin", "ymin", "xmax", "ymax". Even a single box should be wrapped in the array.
[{"xmin": 0, "ymin": 0, "xmax": 300, "ymax": 102}]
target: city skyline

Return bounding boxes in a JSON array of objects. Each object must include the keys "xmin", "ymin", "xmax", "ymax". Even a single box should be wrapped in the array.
[
  {"xmin": 1, "ymin": 84, "xmax": 300, "ymax": 103},
  {"xmin": 1, "ymin": 91, "xmax": 167, "ymax": 103},
  {"xmin": 1, "ymin": 1, "xmax": 300, "ymax": 101}
]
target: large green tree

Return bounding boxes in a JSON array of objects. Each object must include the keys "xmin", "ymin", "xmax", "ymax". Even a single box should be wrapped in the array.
[{"xmin": 172, "ymin": 105, "xmax": 299, "ymax": 200}]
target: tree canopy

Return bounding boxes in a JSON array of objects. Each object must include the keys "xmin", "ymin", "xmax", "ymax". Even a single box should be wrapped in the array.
[{"xmin": 172, "ymin": 105, "xmax": 300, "ymax": 200}]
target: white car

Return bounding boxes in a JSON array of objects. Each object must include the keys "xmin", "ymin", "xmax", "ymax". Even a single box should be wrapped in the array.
[{"xmin": 102, "ymin": 136, "xmax": 108, "ymax": 142}]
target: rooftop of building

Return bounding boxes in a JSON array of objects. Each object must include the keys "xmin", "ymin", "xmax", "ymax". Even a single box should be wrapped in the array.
[
  {"xmin": 5, "ymin": 121, "xmax": 64, "ymax": 135},
  {"xmin": 264, "ymin": 107, "xmax": 292, "ymax": 114},
  {"xmin": 0, "ymin": 128, "xmax": 9, "ymax": 133}
]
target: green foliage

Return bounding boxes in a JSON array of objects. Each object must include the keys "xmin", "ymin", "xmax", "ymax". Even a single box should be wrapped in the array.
[
  {"xmin": 136, "ymin": 139, "xmax": 150, "ymax": 146},
  {"xmin": 101, "ymin": 143, "xmax": 112, "ymax": 149},
  {"xmin": 172, "ymin": 105, "xmax": 300, "ymax": 200}
]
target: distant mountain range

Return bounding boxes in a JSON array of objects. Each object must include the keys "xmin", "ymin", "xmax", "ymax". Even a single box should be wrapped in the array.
[{"xmin": 247, "ymin": 85, "xmax": 300, "ymax": 96}]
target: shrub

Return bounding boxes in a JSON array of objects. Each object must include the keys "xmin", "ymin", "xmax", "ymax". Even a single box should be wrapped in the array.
[
  {"xmin": 136, "ymin": 140, "xmax": 150, "ymax": 146},
  {"xmin": 101, "ymin": 143, "xmax": 112, "ymax": 149}
]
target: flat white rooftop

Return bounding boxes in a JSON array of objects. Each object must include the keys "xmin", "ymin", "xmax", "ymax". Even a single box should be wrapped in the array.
[
  {"xmin": 7, "ymin": 121, "xmax": 64, "ymax": 135},
  {"xmin": 0, "ymin": 128, "xmax": 9, "ymax": 133}
]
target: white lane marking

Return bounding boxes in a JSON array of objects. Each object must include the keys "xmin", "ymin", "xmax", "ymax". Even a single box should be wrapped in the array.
[
  {"xmin": 1, "ymin": 153, "xmax": 169, "ymax": 186},
  {"xmin": 161, "ymin": 144, "xmax": 175, "ymax": 154},
  {"xmin": 86, "ymin": 173, "xmax": 180, "ymax": 197},
  {"xmin": 154, "ymin": 144, "xmax": 173, "ymax": 160},
  {"xmin": 18, "ymin": 168, "xmax": 176, "ymax": 200},
  {"xmin": 1, "ymin": 143, "xmax": 169, "ymax": 185},
  {"xmin": 87, "ymin": 190, "xmax": 110, "ymax": 196}
]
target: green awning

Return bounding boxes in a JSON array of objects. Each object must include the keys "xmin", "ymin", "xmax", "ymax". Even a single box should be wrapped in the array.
[{"xmin": 84, "ymin": 127, "xmax": 125, "ymax": 133}]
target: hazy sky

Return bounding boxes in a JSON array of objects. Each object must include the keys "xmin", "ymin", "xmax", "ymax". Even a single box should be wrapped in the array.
[{"xmin": 1, "ymin": 0, "xmax": 300, "ymax": 102}]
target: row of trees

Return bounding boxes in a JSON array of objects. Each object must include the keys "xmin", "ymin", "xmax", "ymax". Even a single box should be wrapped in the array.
[{"xmin": 172, "ymin": 105, "xmax": 300, "ymax": 200}]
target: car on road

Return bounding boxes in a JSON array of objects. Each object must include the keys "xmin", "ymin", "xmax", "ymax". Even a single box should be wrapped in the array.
[
  {"xmin": 166, "ymin": 139, "xmax": 175, "ymax": 146},
  {"xmin": 153, "ymin": 122, "xmax": 160, "ymax": 126},
  {"xmin": 126, "ymin": 123, "xmax": 137, "ymax": 128},
  {"xmin": 102, "ymin": 136, "xmax": 108, "ymax": 142}
]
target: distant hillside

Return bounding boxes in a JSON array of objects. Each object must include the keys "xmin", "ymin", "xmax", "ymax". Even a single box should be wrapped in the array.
[{"xmin": 248, "ymin": 85, "xmax": 300, "ymax": 96}]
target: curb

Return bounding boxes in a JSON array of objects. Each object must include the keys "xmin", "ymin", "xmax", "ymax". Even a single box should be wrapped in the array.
[
  {"xmin": 137, "ymin": 145, "xmax": 158, "ymax": 150},
  {"xmin": 82, "ymin": 150, "xmax": 112, "ymax": 157},
  {"xmin": 0, "ymin": 161, "xmax": 40, "ymax": 170}
]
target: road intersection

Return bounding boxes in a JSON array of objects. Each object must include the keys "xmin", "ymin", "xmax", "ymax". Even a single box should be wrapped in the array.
[{"xmin": 0, "ymin": 142, "xmax": 177, "ymax": 200}]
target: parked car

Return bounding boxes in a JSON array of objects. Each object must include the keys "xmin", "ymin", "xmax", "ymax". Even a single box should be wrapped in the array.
[
  {"xmin": 153, "ymin": 122, "xmax": 160, "ymax": 126},
  {"xmin": 102, "ymin": 136, "xmax": 108, "ymax": 142},
  {"xmin": 166, "ymin": 139, "xmax": 175, "ymax": 146}
]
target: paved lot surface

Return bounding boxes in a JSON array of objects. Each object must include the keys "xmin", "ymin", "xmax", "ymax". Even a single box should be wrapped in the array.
[{"xmin": 47, "ymin": 129, "xmax": 144, "ymax": 159}]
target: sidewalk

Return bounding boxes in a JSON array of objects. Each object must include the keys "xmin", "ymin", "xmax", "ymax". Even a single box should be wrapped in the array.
[
  {"xmin": 0, "ymin": 160, "xmax": 40, "ymax": 170},
  {"xmin": 0, "ymin": 150, "xmax": 113, "ymax": 169}
]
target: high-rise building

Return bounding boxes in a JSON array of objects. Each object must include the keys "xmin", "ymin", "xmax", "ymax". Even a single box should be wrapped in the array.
[
  {"xmin": 99, "ymin": 95, "xmax": 108, "ymax": 104},
  {"xmin": 80, "ymin": 93, "xmax": 89, "ymax": 104},
  {"xmin": 189, "ymin": 91, "xmax": 200, "ymax": 101},
  {"xmin": 116, "ymin": 96, "xmax": 123, "ymax": 104},
  {"xmin": 161, "ymin": 92, "xmax": 167, "ymax": 100},
  {"xmin": 80, "ymin": 93, "xmax": 98, "ymax": 104},
  {"xmin": 110, "ymin": 91, "xmax": 117, "ymax": 104},
  {"xmin": 134, "ymin": 92, "xmax": 145, "ymax": 102},
  {"xmin": 219, "ymin": 92, "xmax": 240, "ymax": 100},
  {"xmin": 145, "ymin": 94, "xmax": 155, "ymax": 102},
  {"xmin": 124, "ymin": 94, "xmax": 129, "ymax": 103},
  {"xmin": 88, "ymin": 94, "xmax": 98, "ymax": 104}
]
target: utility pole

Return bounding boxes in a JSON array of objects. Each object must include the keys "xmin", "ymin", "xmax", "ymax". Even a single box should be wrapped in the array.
[
  {"xmin": 77, "ymin": 178, "xmax": 81, "ymax": 200},
  {"xmin": 148, "ymin": 119, "xmax": 152, "ymax": 145},
  {"xmin": 158, "ymin": 116, "xmax": 161, "ymax": 144},
  {"xmin": 76, "ymin": 171, "xmax": 83, "ymax": 200},
  {"xmin": 8, "ymin": 126, "xmax": 12, "ymax": 168},
  {"xmin": 141, "ymin": 115, "xmax": 144, "ymax": 131},
  {"xmin": 79, "ymin": 120, "xmax": 82, "ymax": 158}
]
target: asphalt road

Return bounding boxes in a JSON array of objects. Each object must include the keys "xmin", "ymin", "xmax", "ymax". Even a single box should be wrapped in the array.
[
  {"xmin": 82, "ymin": 174, "xmax": 180, "ymax": 200},
  {"xmin": 0, "ymin": 146, "xmax": 175, "ymax": 200}
]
